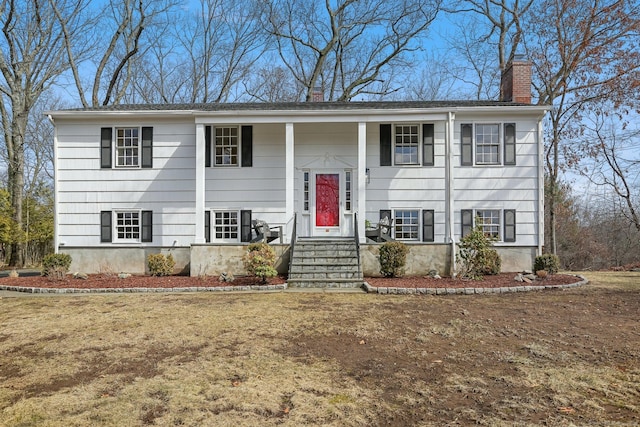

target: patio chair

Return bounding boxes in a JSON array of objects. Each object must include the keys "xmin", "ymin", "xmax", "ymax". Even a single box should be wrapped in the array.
[
  {"xmin": 250, "ymin": 219, "xmax": 283, "ymax": 243},
  {"xmin": 365, "ymin": 216, "xmax": 393, "ymax": 242}
]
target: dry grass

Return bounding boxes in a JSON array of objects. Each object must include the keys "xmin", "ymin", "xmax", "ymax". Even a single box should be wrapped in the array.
[{"xmin": 0, "ymin": 271, "xmax": 639, "ymax": 426}]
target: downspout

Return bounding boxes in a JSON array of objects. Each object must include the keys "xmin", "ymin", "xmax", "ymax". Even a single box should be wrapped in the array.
[
  {"xmin": 537, "ymin": 117, "xmax": 544, "ymax": 256},
  {"xmin": 48, "ymin": 115, "xmax": 59, "ymax": 254},
  {"xmin": 447, "ymin": 111, "xmax": 456, "ymax": 277}
]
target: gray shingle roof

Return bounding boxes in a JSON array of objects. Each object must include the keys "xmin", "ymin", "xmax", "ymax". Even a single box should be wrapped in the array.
[{"xmin": 64, "ymin": 100, "xmax": 535, "ymax": 112}]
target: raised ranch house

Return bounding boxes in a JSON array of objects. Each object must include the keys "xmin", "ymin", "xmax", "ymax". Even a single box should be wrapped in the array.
[{"xmin": 48, "ymin": 59, "xmax": 548, "ymax": 286}]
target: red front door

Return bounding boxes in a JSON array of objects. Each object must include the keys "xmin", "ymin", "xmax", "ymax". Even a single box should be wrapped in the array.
[{"xmin": 315, "ymin": 173, "xmax": 340, "ymax": 227}]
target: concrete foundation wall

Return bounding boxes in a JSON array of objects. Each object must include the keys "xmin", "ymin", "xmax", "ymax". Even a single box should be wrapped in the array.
[
  {"xmin": 60, "ymin": 247, "xmax": 191, "ymax": 275},
  {"xmin": 61, "ymin": 243, "xmax": 535, "ymax": 277},
  {"xmin": 496, "ymin": 247, "xmax": 537, "ymax": 272},
  {"xmin": 361, "ymin": 244, "xmax": 452, "ymax": 277},
  {"xmin": 190, "ymin": 244, "xmax": 290, "ymax": 277}
]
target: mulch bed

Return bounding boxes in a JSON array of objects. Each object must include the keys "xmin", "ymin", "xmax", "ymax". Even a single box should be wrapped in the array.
[{"xmin": 1, "ymin": 272, "xmax": 582, "ymax": 289}]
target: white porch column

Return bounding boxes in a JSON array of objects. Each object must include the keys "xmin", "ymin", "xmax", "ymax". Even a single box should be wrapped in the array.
[
  {"xmin": 195, "ymin": 123, "xmax": 206, "ymax": 243},
  {"xmin": 447, "ymin": 112, "xmax": 456, "ymax": 276},
  {"xmin": 285, "ymin": 123, "xmax": 295, "ymax": 233},
  {"xmin": 357, "ymin": 122, "xmax": 367, "ymax": 243}
]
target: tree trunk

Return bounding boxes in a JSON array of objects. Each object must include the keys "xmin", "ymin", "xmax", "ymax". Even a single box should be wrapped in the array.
[{"xmin": 8, "ymin": 128, "xmax": 26, "ymax": 267}]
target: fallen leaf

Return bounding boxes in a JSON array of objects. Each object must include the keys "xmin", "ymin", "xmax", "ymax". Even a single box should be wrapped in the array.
[
  {"xmin": 232, "ymin": 381, "xmax": 240, "ymax": 387},
  {"xmin": 433, "ymin": 360, "xmax": 443, "ymax": 363},
  {"xmin": 558, "ymin": 407, "xmax": 575, "ymax": 413},
  {"xmin": 283, "ymin": 407, "xmax": 290, "ymax": 414},
  {"xmin": 359, "ymin": 339, "xmax": 366, "ymax": 345}
]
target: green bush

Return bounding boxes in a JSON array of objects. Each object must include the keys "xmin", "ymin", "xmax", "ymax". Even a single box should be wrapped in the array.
[
  {"xmin": 243, "ymin": 243, "xmax": 277, "ymax": 283},
  {"xmin": 534, "ymin": 254, "xmax": 560, "ymax": 275},
  {"xmin": 42, "ymin": 253, "xmax": 72, "ymax": 280},
  {"xmin": 147, "ymin": 253, "xmax": 175, "ymax": 276},
  {"xmin": 457, "ymin": 225, "xmax": 501, "ymax": 280},
  {"xmin": 379, "ymin": 241, "xmax": 409, "ymax": 277}
]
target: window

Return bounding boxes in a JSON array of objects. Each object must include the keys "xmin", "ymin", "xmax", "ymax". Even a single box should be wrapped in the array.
[
  {"xmin": 345, "ymin": 170, "xmax": 352, "ymax": 211},
  {"xmin": 461, "ymin": 123, "xmax": 516, "ymax": 166},
  {"xmin": 303, "ymin": 171, "xmax": 310, "ymax": 212},
  {"xmin": 116, "ymin": 211, "xmax": 140, "ymax": 240},
  {"xmin": 394, "ymin": 210, "xmax": 419, "ymax": 240},
  {"xmin": 115, "ymin": 128, "xmax": 139, "ymax": 167},
  {"xmin": 101, "ymin": 127, "xmax": 152, "ymax": 169},
  {"xmin": 215, "ymin": 126, "xmax": 239, "ymax": 166},
  {"xmin": 476, "ymin": 209, "xmax": 501, "ymax": 238},
  {"xmin": 475, "ymin": 124, "xmax": 500, "ymax": 164},
  {"xmin": 214, "ymin": 211, "xmax": 239, "ymax": 240},
  {"xmin": 461, "ymin": 209, "xmax": 516, "ymax": 242},
  {"xmin": 394, "ymin": 125, "xmax": 419, "ymax": 165},
  {"xmin": 100, "ymin": 210, "xmax": 152, "ymax": 243}
]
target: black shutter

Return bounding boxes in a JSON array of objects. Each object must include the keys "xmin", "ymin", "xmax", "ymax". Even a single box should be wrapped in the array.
[
  {"xmin": 141, "ymin": 211, "xmax": 153, "ymax": 242},
  {"xmin": 205, "ymin": 211, "xmax": 211, "ymax": 243},
  {"xmin": 241, "ymin": 125, "xmax": 253, "ymax": 167},
  {"xmin": 461, "ymin": 209, "xmax": 473, "ymax": 237},
  {"xmin": 240, "ymin": 210, "xmax": 252, "ymax": 242},
  {"xmin": 205, "ymin": 126, "xmax": 212, "ymax": 167},
  {"xmin": 504, "ymin": 209, "xmax": 516, "ymax": 242},
  {"xmin": 380, "ymin": 124, "xmax": 392, "ymax": 166},
  {"xmin": 461, "ymin": 124, "xmax": 473, "ymax": 166},
  {"xmin": 100, "ymin": 211, "xmax": 112, "ymax": 242},
  {"xmin": 504, "ymin": 123, "xmax": 516, "ymax": 165},
  {"xmin": 422, "ymin": 124, "xmax": 434, "ymax": 166},
  {"xmin": 422, "ymin": 209, "xmax": 434, "ymax": 242},
  {"xmin": 100, "ymin": 128, "xmax": 112, "ymax": 169},
  {"xmin": 141, "ymin": 127, "xmax": 153, "ymax": 168}
]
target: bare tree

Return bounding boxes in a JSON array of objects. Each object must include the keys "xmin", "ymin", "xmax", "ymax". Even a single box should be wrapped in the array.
[
  {"xmin": 582, "ymin": 109, "xmax": 640, "ymax": 234},
  {"xmin": 265, "ymin": 0, "xmax": 442, "ymax": 101},
  {"xmin": 0, "ymin": 0, "xmax": 93, "ymax": 266}
]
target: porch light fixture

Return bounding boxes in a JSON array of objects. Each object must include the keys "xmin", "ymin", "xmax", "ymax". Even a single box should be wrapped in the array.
[{"xmin": 366, "ymin": 168, "xmax": 370, "ymax": 184}]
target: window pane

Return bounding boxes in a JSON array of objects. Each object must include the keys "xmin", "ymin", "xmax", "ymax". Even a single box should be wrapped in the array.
[
  {"xmin": 214, "ymin": 211, "xmax": 239, "ymax": 240},
  {"xmin": 116, "ymin": 211, "xmax": 140, "ymax": 240},
  {"xmin": 476, "ymin": 210, "xmax": 500, "ymax": 239},
  {"xmin": 394, "ymin": 210, "xmax": 419, "ymax": 240},
  {"xmin": 394, "ymin": 124, "xmax": 419, "ymax": 165},
  {"xmin": 215, "ymin": 126, "xmax": 239, "ymax": 166},
  {"xmin": 475, "ymin": 124, "xmax": 500, "ymax": 165},
  {"xmin": 115, "ymin": 127, "xmax": 140, "ymax": 167}
]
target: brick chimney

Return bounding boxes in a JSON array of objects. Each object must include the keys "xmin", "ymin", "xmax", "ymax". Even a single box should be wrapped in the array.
[
  {"xmin": 500, "ymin": 55, "xmax": 532, "ymax": 104},
  {"xmin": 312, "ymin": 86, "xmax": 324, "ymax": 102}
]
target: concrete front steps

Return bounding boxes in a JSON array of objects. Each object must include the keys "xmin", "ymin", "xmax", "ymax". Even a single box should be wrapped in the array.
[{"xmin": 288, "ymin": 238, "xmax": 363, "ymax": 288}]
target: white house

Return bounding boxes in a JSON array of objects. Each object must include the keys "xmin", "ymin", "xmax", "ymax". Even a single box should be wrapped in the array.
[{"xmin": 48, "ymin": 59, "xmax": 548, "ymax": 279}]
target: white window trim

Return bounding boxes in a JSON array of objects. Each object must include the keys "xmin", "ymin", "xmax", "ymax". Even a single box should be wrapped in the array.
[
  {"xmin": 114, "ymin": 126, "xmax": 141, "ymax": 169},
  {"xmin": 114, "ymin": 209, "xmax": 142, "ymax": 243},
  {"xmin": 393, "ymin": 208, "xmax": 421, "ymax": 241},
  {"xmin": 473, "ymin": 209, "xmax": 502, "ymax": 241},
  {"xmin": 393, "ymin": 123, "xmax": 421, "ymax": 166},
  {"xmin": 212, "ymin": 210, "xmax": 240, "ymax": 242},
  {"xmin": 213, "ymin": 125, "xmax": 240, "ymax": 167}
]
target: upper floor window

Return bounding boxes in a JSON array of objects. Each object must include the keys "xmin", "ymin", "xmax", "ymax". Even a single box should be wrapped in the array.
[
  {"xmin": 101, "ymin": 127, "xmax": 153, "ymax": 169},
  {"xmin": 461, "ymin": 123, "xmax": 516, "ymax": 166},
  {"xmin": 380, "ymin": 123, "xmax": 434, "ymax": 167},
  {"xmin": 394, "ymin": 125, "xmax": 419, "ymax": 165},
  {"xmin": 116, "ymin": 128, "xmax": 139, "ymax": 167},
  {"xmin": 205, "ymin": 125, "xmax": 253, "ymax": 168},
  {"xmin": 215, "ymin": 126, "xmax": 239, "ymax": 166}
]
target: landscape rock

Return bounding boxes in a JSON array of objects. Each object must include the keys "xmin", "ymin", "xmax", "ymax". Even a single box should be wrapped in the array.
[
  {"xmin": 118, "ymin": 273, "xmax": 131, "ymax": 279},
  {"xmin": 73, "ymin": 272, "xmax": 89, "ymax": 280},
  {"xmin": 514, "ymin": 274, "xmax": 524, "ymax": 282}
]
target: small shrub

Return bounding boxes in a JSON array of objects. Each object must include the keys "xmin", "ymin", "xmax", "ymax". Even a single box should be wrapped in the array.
[
  {"xmin": 379, "ymin": 241, "xmax": 409, "ymax": 277},
  {"xmin": 42, "ymin": 253, "xmax": 72, "ymax": 280},
  {"xmin": 457, "ymin": 225, "xmax": 501, "ymax": 280},
  {"xmin": 147, "ymin": 253, "xmax": 175, "ymax": 276},
  {"xmin": 243, "ymin": 243, "xmax": 277, "ymax": 283},
  {"xmin": 534, "ymin": 254, "xmax": 560, "ymax": 275}
]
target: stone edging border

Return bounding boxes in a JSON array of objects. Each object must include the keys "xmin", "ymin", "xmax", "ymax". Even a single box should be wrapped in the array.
[
  {"xmin": 362, "ymin": 274, "xmax": 588, "ymax": 295},
  {"xmin": 0, "ymin": 283, "xmax": 288, "ymax": 294}
]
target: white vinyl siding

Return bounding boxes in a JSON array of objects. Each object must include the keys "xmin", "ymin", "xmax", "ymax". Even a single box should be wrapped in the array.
[{"xmin": 56, "ymin": 120, "xmax": 196, "ymax": 247}]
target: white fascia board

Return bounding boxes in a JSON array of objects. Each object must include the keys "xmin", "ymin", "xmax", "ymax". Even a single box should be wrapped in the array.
[
  {"xmin": 194, "ymin": 111, "xmax": 449, "ymax": 124},
  {"xmin": 44, "ymin": 110, "xmax": 196, "ymax": 121}
]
